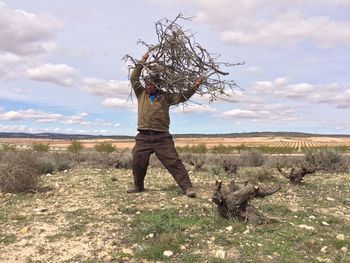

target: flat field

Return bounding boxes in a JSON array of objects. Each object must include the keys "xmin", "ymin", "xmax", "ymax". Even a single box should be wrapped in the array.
[{"xmin": 1, "ymin": 136, "xmax": 350, "ymax": 150}]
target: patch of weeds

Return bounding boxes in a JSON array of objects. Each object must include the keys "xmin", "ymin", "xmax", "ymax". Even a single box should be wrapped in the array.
[
  {"xmin": 68, "ymin": 223, "xmax": 87, "ymax": 236},
  {"xmin": 128, "ymin": 208, "xmax": 211, "ymax": 261},
  {"xmin": 119, "ymin": 206, "xmax": 139, "ymax": 215},
  {"xmin": 208, "ymin": 257, "xmax": 233, "ymax": 263},
  {"xmin": 137, "ymin": 232, "xmax": 185, "ymax": 261},
  {"xmin": 65, "ymin": 208, "xmax": 95, "ymax": 223},
  {"xmin": 46, "ymin": 223, "xmax": 87, "ymax": 242},
  {"xmin": 0, "ymin": 233, "xmax": 17, "ymax": 244},
  {"xmin": 260, "ymin": 203, "xmax": 293, "ymax": 218},
  {"xmin": 180, "ymin": 253, "xmax": 203, "ymax": 263}
]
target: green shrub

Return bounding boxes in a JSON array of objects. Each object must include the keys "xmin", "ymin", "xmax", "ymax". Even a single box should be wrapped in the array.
[
  {"xmin": 32, "ymin": 142, "xmax": 50, "ymax": 152},
  {"xmin": 242, "ymin": 150, "xmax": 265, "ymax": 167},
  {"xmin": 94, "ymin": 141, "xmax": 116, "ymax": 153},
  {"xmin": 305, "ymin": 149, "xmax": 348, "ymax": 172},
  {"xmin": 211, "ymin": 144, "xmax": 233, "ymax": 154},
  {"xmin": 67, "ymin": 140, "xmax": 84, "ymax": 154},
  {"xmin": 211, "ymin": 165, "xmax": 222, "ymax": 176},
  {"xmin": 38, "ymin": 162, "xmax": 55, "ymax": 174},
  {"xmin": 0, "ymin": 144, "xmax": 17, "ymax": 152},
  {"xmin": 0, "ymin": 151, "xmax": 40, "ymax": 193}
]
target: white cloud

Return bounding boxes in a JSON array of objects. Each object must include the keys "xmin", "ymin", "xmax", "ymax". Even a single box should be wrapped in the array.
[
  {"xmin": 222, "ymin": 109, "xmax": 257, "ymax": 118},
  {"xmin": 27, "ymin": 63, "xmax": 78, "ymax": 86},
  {"xmin": 194, "ymin": 0, "xmax": 350, "ymax": 48},
  {"xmin": 251, "ymin": 77, "xmax": 288, "ymax": 94},
  {"xmin": 0, "ymin": 2, "xmax": 61, "ymax": 55},
  {"xmin": 101, "ymin": 98, "xmax": 136, "ymax": 109},
  {"xmin": 176, "ymin": 104, "xmax": 217, "ymax": 114},
  {"xmin": 243, "ymin": 66, "xmax": 264, "ymax": 75},
  {"xmin": 279, "ymin": 83, "xmax": 315, "ymax": 98},
  {"xmin": 81, "ymin": 78, "xmax": 130, "ymax": 97},
  {"xmin": 0, "ymin": 109, "xmax": 63, "ymax": 122}
]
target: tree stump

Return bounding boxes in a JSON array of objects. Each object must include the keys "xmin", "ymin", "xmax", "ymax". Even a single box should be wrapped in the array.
[
  {"xmin": 277, "ymin": 164, "xmax": 316, "ymax": 184},
  {"xmin": 212, "ymin": 180, "xmax": 281, "ymax": 224}
]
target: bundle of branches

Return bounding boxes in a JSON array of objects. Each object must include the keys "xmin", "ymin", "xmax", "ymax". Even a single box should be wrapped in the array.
[
  {"xmin": 123, "ymin": 14, "xmax": 243, "ymax": 103},
  {"xmin": 212, "ymin": 180, "xmax": 281, "ymax": 224}
]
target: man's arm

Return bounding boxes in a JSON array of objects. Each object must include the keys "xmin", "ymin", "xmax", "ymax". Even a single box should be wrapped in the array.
[
  {"xmin": 130, "ymin": 53, "xmax": 149, "ymax": 97},
  {"xmin": 167, "ymin": 77, "xmax": 204, "ymax": 105}
]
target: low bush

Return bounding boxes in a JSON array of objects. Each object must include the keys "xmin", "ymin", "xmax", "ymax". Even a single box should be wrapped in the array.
[
  {"xmin": 0, "ymin": 151, "xmax": 40, "ymax": 193},
  {"xmin": 38, "ymin": 162, "xmax": 55, "ymax": 174},
  {"xmin": 32, "ymin": 143, "xmax": 50, "ymax": 152},
  {"xmin": 305, "ymin": 149, "xmax": 348, "ymax": 173},
  {"xmin": 67, "ymin": 140, "xmax": 84, "ymax": 154},
  {"xmin": 94, "ymin": 141, "xmax": 116, "ymax": 153},
  {"xmin": 0, "ymin": 144, "xmax": 17, "ymax": 152},
  {"xmin": 241, "ymin": 150, "xmax": 266, "ymax": 167}
]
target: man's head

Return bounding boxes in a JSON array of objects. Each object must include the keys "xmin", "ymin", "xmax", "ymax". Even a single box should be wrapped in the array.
[{"xmin": 144, "ymin": 73, "xmax": 160, "ymax": 95}]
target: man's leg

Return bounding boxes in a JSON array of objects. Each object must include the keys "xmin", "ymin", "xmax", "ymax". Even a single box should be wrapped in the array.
[
  {"xmin": 153, "ymin": 133, "xmax": 195, "ymax": 197},
  {"xmin": 129, "ymin": 133, "xmax": 154, "ymax": 193}
]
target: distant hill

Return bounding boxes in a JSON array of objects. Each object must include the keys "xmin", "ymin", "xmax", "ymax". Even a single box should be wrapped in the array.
[
  {"xmin": 0, "ymin": 132, "xmax": 134, "ymax": 140},
  {"xmin": 0, "ymin": 131, "xmax": 349, "ymax": 139}
]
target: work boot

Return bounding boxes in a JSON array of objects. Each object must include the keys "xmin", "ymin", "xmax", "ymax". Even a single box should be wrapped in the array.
[
  {"xmin": 126, "ymin": 186, "xmax": 144, "ymax": 194},
  {"xmin": 184, "ymin": 187, "xmax": 196, "ymax": 198}
]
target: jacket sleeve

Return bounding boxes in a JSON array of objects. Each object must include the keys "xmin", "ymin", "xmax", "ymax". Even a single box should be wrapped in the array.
[
  {"xmin": 130, "ymin": 64, "xmax": 144, "ymax": 97},
  {"xmin": 165, "ymin": 85, "xmax": 198, "ymax": 105}
]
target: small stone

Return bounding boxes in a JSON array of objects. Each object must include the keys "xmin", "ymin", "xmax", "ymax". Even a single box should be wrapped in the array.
[
  {"xmin": 63, "ymin": 169, "xmax": 68, "ymax": 173},
  {"xmin": 321, "ymin": 221, "xmax": 329, "ymax": 226},
  {"xmin": 321, "ymin": 246, "xmax": 328, "ymax": 253},
  {"xmin": 34, "ymin": 208, "xmax": 48, "ymax": 213},
  {"xmin": 336, "ymin": 234, "xmax": 345, "ymax": 240},
  {"xmin": 136, "ymin": 211, "xmax": 141, "ymax": 215},
  {"xmin": 298, "ymin": 224, "xmax": 315, "ymax": 230},
  {"xmin": 341, "ymin": 247, "xmax": 348, "ymax": 253},
  {"xmin": 19, "ymin": 226, "xmax": 30, "ymax": 234},
  {"xmin": 226, "ymin": 226, "xmax": 233, "ymax": 232},
  {"xmin": 18, "ymin": 239, "xmax": 28, "ymax": 247},
  {"xmin": 122, "ymin": 248, "xmax": 133, "ymax": 255},
  {"xmin": 309, "ymin": 215, "xmax": 316, "ymax": 219},
  {"xmin": 214, "ymin": 249, "xmax": 226, "ymax": 259},
  {"xmin": 180, "ymin": 245, "xmax": 187, "ymax": 250},
  {"xmin": 163, "ymin": 250, "xmax": 173, "ymax": 257},
  {"xmin": 243, "ymin": 228, "xmax": 250, "ymax": 235},
  {"xmin": 147, "ymin": 233, "xmax": 154, "ymax": 238},
  {"xmin": 326, "ymin": 197, "xmax": 335, "ymax": 201}
]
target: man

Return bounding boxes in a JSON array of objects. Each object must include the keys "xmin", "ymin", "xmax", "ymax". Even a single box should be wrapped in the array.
[{"xmin": 127, "ymin": 52, "xmax": 203, "ymax": 198}]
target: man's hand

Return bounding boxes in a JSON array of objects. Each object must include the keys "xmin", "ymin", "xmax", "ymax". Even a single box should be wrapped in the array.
[
  {"xmin": 195, "ymin": 76, "xmax": 204, "ymax": 88},
  {"xmin": 140, "ymin": 53, "xmax": 149, "ymax": 64}
]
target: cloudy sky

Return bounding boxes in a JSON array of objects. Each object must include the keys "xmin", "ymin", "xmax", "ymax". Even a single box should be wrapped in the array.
[{"xmin": 1, "ymin": 0, "xmax": 349, "ymax": 135}]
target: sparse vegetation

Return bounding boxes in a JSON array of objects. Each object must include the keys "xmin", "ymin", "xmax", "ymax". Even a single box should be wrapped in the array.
[
  {"xmin": 32, "ymin": 142, "xmax": 50, "ymax": 152},
  {"xmin": 0, "ymin": 136, "xmax": 350, "ymax": 262},
  {"xmin": 67, "ymin": 140, "xmax": 84, "ymax": 154},
  {"xmin": 94, "ymin": 141, "xmax": 117, "ymax": 153},
  {"xmin": 0, "ymin": 144, "xmax": 17, "ymax": 152}
]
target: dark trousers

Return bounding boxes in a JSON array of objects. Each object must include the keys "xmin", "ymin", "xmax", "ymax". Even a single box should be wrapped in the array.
[{"xmin": 132, "ymin": 131, "xmax": 192, "ymax": 191}]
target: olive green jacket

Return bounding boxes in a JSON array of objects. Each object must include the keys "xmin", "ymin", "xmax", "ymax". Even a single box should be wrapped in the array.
[{"xmin": 130, "ymin": 64, "xmax": 197, "ymax": 132}]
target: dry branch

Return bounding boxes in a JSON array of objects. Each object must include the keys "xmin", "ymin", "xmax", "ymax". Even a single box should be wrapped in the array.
[
  {"xmin": 123, "ymin": 13, "xmax": 243, "ymax": 104},
  {"xmin": 212, "ymin": 180, "xmax": 281, "ymax": 224}
]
